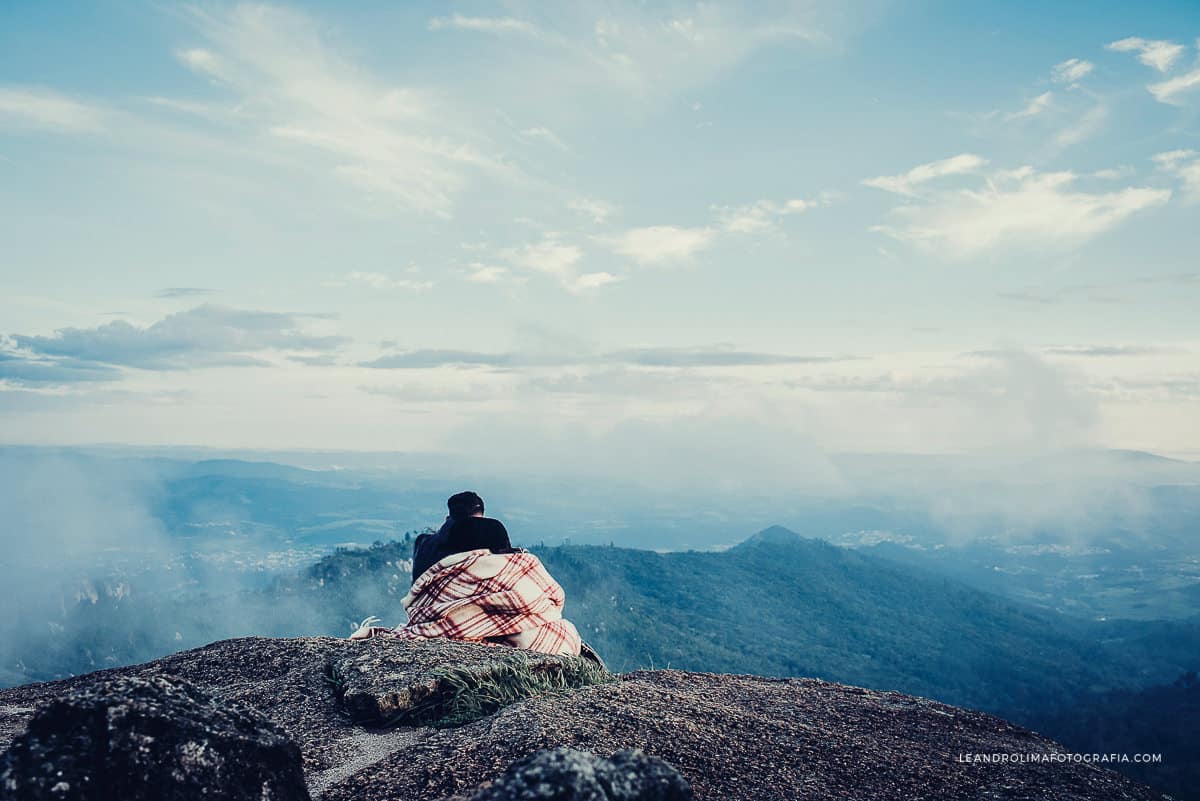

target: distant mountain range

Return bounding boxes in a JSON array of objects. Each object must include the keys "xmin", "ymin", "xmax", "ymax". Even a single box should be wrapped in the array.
[
  {"xmin": 8, "ymin": 445, "xmax": 1199, "ymax": 556},
  {"xmin": 3, "ymin": 447, "xmax": 1198, "ymax": 795},
  {"xmin": 4, "ymin": 516, "xmax": 1197, "ymax": 796},
  {"xmin": 287, "ymin": 527, "xmax": 1200, "ymax": 718}
]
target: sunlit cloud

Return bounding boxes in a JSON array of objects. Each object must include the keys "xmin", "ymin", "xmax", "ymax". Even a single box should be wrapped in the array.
[
  {"xmin": 1107, "ymin": 37, "xmax": 1186, "ymax": 73},
  {"xmin": 567, "ymin": 197, "xmax": 617, "ymax": 224},
  {"xmin": 519, "ymin": 126, "xmax": 570, "ymax": 151},
  {"xmin": 1051, "ymin": 58, "xmax": 1094, "ymax": 85},
  {"xmin": 176, "ymin": 4, "xmax": 520, "ymax": 217},
  {"xmin": 503, "ymin": 237, "xmax": 583, "ymax": 276},
  {"xmin": 1153, "ymin": 149, "xmax": 1200, "ymax": 200},
  {"xmin": 464, "ymin": 264, "xmax": 513, "ymax": 284},
  {"xmin": 326, "ymin": 272, "xmax": 434, "ymax": 291},
  {"xmin": 715, "ymin": 196, "xmax": 829, "ymax": 233},
  {"xmin": 870, "ymin": 166, "xmax": 1170, "ymax": 258},
  {"xmin": 1006, "ymin": 91, "xmax": 1054, "ymax": 121},
  {"xmin": 1148, "ymin": 68, "xmax": 1200, "ymax": 104},
  {"xmin": 0, "ymin": 87, "xmax": 105, "ymax": 132},
  {"xmin": 604, "ymin": 225, "xmax": 715, "ymax": 265},
  {"xmin": 428, "ymin": 15, "xmax": 542, "ymax": 36},
  {"xmin": 862, "ymin": 154, "xmax": 987, "ymax": 197}
]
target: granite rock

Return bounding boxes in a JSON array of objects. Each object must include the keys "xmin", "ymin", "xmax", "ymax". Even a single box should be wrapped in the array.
[
  {"xmin": 0, "ymin": 674, "xmax": 309, "ymax": 801},
  {"xmin": 0, "ymin": 637, "xmax": 1171, "ymax": 801}
]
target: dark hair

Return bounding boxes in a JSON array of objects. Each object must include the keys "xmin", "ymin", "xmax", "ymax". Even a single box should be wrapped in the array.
[
  {"xmin": 445, "ymin": 516, "xmax": 512, "ymax": 555},
  {"xmin": 447, "ymin": 490, "xmax": 485, "ymax": 520}
]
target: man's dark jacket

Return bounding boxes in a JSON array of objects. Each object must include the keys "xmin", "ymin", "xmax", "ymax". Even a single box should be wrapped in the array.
[{"xmin": 411, "ymin": 516, "xmax": 513, "ymax": 584}]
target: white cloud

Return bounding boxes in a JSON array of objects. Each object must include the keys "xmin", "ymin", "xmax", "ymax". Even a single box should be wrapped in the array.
[
  {"xmin": 329, "ymin": 272, "xmax": 433, "ymax": 291},
  {"xmin": 1107, "ymin": 37, "xmax": 1186, "ymax": 73},
  {"xmin": 504, "ymin": 237, "xmax": 583, "ymax": 276},
  {"xmin": 872, "ymin": 166, "xmax": 1171, "ymax": 258},
  {"xmin": 428, "ymin": 15, "xmax": 541, "ymax": 36},
  {"xmin": 176, "ymin": 47, "xmax": 222, "ymax": 76},
  {"xmin": 0, "ymin": 87, "xmax": 104, "ymax": 132},
  {"xmin": 862, "ymin": 153, "xmax": 987, "ymax": 197},
  {"xmin": 567, "ymin": 197, "xmax": 616, "ymax": 224},
  {"xmin": 1152, "ymin": 149, "xmax": 1198, "ymax": 169},
  {"xmin": 1148, "ymin": 68, "xmax": 1200, "ymax": 104},
  {"xmin": 569, "ymin": 272, "xmax": 623, "ymax": 292},
  {"xmin": 1054, "ymin": 102, "xmax": 1108, "ymax": 147},
  {"xmin": 1092, "ymin": 166, "xmax": 1134, "ymax": 180},
  {"xmin": 717, "ymin": 204, "xmax": 775, "ymax": 234},
  {"xmin": 427, "ymin": 4, "xmax": 829, "ymax": 103},
  {"xmin": 588, "ymin": 7, "xmax": 823, "ymax": 96},
  {"xmin": 1104, "ymin": 37, "xmax": 1200, "ymax": 104},
  {"xmin": 177, "ymin": 5, "xmax": 517, "ymax": 217},
  {"xmin": 496, "ymin": 237, "xmax": 624, "ymax": 292},
  {"xmin": 519, "ymin": 126, "xmax": 569, "ymax": 151},
  {"xmin": 464, "ymin": 264, "xmax": 512, "ymax": 284},
  {"xmin": 715, "ymin": 196, "xmax": 828, "ymax": 233},
  {"xmin": 1051, "ymin": 58, "xmax": 1094, "ymax": 85},
  {"xmin": 605, "ymin": 225, "xmax": 715, "ymax": 265},
  {"xmin": 1153, "ymin": 149, "xmax": 1200, "ymax": 201},
  {"xmin": 1006, "ymin": 91, "xmax": 1054, "ymax": 120}
]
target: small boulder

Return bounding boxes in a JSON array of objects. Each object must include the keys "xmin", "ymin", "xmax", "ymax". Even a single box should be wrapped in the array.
[
  {"xmin": 460, "ymin": 747, "xmax": 693, "ymax": 801},
  {"xmin": 332, "ymin": 639, "xmax": 609, "ymax": 727},
  {"xmin": 0, "ymin": 674, "xmax": 310, "ymax": 801}
]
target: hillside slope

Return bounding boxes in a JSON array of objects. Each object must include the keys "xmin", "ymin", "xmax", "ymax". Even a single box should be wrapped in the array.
[{"xmin": 1036, "ymin": 672, "xmax": 1200, "ymax": 801}]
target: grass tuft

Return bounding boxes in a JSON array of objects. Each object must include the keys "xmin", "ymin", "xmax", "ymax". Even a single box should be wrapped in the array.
[
  {"xmin": 324, "ymin": 661, "xmax": 348, "ymax": 702},
  {"xmin": 384, "ymin": 650, "xmax": 612, "ymax": 728}
]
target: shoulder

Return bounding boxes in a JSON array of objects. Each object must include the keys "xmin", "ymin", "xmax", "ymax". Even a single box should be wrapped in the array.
[{"xmin": 480, "ymin": 517, "xmax": 511, "ymax": 546}]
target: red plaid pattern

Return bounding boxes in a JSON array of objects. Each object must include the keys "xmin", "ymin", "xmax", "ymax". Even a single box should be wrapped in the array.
[{"xmin": 354, "ymin": 549, "xmax": 581, "ymax": 657}]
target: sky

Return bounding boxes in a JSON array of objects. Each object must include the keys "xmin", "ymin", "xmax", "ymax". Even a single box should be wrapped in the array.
[{"xmin": 1, "ymin": 0, "xmax": 1198, "ymax": 467}]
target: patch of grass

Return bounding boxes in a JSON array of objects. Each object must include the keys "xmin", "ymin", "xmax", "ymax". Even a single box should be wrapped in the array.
[
  {"xmin": 384, "ymin": 650, "xmax": 613, "ymax": 728},
  {"xmin": 324, "ymin": 661, "xmax": 348, "ymax": 702}
]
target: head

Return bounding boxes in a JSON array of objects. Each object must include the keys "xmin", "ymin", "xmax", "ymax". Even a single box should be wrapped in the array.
[
  {"xmin": 447, "ymin": 490, "xmax": 485, "ymax": 521},
  {"xmin": 446, "ymin": 515, "xmax": 512, "ymax": 555}
]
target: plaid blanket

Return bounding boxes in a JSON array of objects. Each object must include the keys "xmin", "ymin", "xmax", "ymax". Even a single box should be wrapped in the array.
[{"xmin": 350, "ymin": 548, "xmax": 581, "ymax": 657}]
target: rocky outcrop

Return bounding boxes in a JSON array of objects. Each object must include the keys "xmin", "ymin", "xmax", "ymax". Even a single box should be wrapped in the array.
[
  {"xmin": 0, "ymin": 674, "xmax": 309, "ymax": 801},
  {"xmin": 331, "ymin": 638, "xmax": 609, "ymax": 727},
  {"xmin": 449, "ymin": 747, "xmax": 693, "ymax": 801},
  {"xmin": 0, "ymin": 637, "xmax": 1169, "ymax": 801}
]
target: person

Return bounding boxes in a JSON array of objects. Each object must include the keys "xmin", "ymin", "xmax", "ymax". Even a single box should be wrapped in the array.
[
  {"xmin": 410, "ymin": 491, "xmax": 513, "ymax": 584},
  {"xmin": 350, "ymin": 490, "xmax": 584, "ymax": 658}
]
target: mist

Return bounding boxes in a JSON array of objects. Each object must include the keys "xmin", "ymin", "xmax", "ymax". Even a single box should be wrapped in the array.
[
  {"xmin": 1, "ymin": 350, "xmax": 1197, "ymax": 685},
  {"xmin": 0, "ymin": 450, "xmax": 372, "ymax": 686},
  {"xmin": 436, "ymin": 350, "xmax": 1194, "ymax": 543}
]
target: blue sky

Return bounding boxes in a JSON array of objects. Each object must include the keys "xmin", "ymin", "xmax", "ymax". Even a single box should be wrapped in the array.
[{"xmin": 1, "ymin": 1, "xmax": 1198, "ymax": 469}]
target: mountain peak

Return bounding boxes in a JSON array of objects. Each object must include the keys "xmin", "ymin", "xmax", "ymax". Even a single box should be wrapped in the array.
[
  {"xmin": 738, "ymin": 525, "xmax": 811, "ymax": 547},
  {"xmin": 0, "ymin": 636, "xmax": 1161, "ymax": 800}
]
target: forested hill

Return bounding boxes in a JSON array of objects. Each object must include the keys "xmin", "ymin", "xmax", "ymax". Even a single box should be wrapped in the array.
[
  {"xmin": 286, "ymin": 527, "xmax": 1200, "ymax": 721},
  {"xmin": 1035, "ymin": 671, "xmax": 1200, "ymax": 801}
]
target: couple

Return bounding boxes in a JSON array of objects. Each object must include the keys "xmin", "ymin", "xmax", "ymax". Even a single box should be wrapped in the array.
[{"xmin": 350, "ymin": 491, "xmax": 582, "ymax": 657}]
